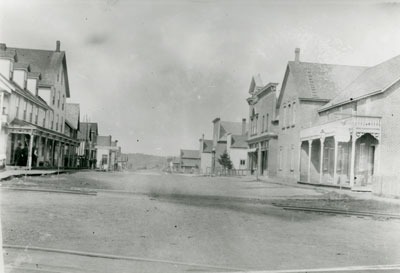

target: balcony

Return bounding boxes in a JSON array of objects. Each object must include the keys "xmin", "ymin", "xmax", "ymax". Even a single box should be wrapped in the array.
[{"xmin": 300, "ymin": 115, "xmax": 381, "ymax": 142}]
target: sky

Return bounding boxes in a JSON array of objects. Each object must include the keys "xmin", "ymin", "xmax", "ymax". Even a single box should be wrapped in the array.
[{"xmin": 1, "ymin": 0, "xmax": 400, "ymax": 156}]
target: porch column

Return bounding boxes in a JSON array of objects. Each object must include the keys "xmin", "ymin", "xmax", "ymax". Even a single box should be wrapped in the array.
[
  {"xmin": 319, "ymin": 137, "xmax": 325, "ymax": 184},
  {"xmin": 58, "ymin": 141, "xmax": 62, "ymax": 168},
  {"xmin": 297, "ymin": 141, "xmax": 302, "ymax": 181},
  {"xmin": 333, "ymin": 138, "xmax": 338, "ymax": 184},
  {"xmin": 43, "ymin": 137, "xmax": 48, "ymax": 164},
  {"xmin": 257, "ymin": 142, "xmax": 262, "ymax": 176},
  {"xmin": 350, "ymin": 130, "xmax": 356, "ymax": 187},
  {"xmin": 307, "ymin": 140, "xmax": 312, "ymax": 183},
  {"xmin": 27, "ymin": 131, "xmax": 34, "ymax": 170},
  {"xmin": 52, "ymin": 139, "xmax": 56, "ymax": 167}
]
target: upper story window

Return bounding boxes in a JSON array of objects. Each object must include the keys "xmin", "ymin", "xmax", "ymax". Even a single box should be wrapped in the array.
[
  {"xmin": 286, "ymin": 104, "xmax": 291, "ymax": 128},
  {"xmin": 52, "ymin": 90, "xmax": 55, "ymax": 105},
  {"xmin": 265, "ymin": 114, "xmax": 269, "ymax": 132},
  {"xmin": 56, "ymin": 114, "xmax": 59, "ymax": 131},
  {"xmin": 35, "ymin": 107, "xmax": 39, "ymax": 124},
  {"xmin": 57, "ymin": 92, "xmax": 60, "ymax": 108},
  {"xmin": 23, "ymin": 101, "xmax": 28, "ymax": 121},
  {"xmin": 62, "ymin": 95, "xmax": 65, "ymax": 110},
  {"xmin": 261, "ymin": 115, "xmax": 265, "ymax": 132},
  {"xmin": 292, "ymin": 102, "xmax": 296, "ymax": 126},
  {"xmin": 282, "ymin": 106, "xmax": 286, "ymax": 129},
  {"xmin": 16, "ymin": 96, "xmax": 20, "ymax": 118}
]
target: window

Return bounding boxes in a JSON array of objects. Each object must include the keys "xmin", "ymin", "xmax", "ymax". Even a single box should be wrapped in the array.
[
  {"xmin": 290, "ymin": 145, "xmax": 295, "ymax": 171},
  {"xmin": 265, "ymin": 114, "xmax": 269, "ymax": 132},
  {"xmin": 61, "ymin": 117, "xmax": 63, "ymax": 133},
  {"xmin": 279, "ymin": 146, "xmax": 283, "ymax": 170},
  {"xmin": 261, "ymin": 115, "xmax": 265, "ymax": 132},
  {"xmin": 102, "ymin": 154, "xmax": 108, "ymax": 165},
  {"xmin": 62, "ymin": 95, "xmax": 65, "ymax": 110},
  {"xmin": 23, "ymin": 101, "xmax": 27, "ymax": 120},
  {"xmin": 57, "ymin": 92, "xmax": 60, "ymax": 108},
  {"xmin": 282, "ymin": 106, "xmax": 286, "ymax": 129},
  {"xmin": 56, "ymin": 114, "xmax": 59, "ymax": 131},
  {"xmin": 240, "ymin": 159, "xmax": 246, "ymax": 166},
  {"xmin": 287, "ymin": 104, "xmax": 291, "ymax": 128},
  {"xmin": 322, "ymin": 147, "xmax": 330, "ymax": 172},
  {"xmin": 35, "ymin": 107, "xmax": 39, "ymax": 124},
  {"xmin": 292, "ymin": 102, "xmax": 296, "ymax": 125},
  {"xmin": 52, "ymin": 90, "xmax": 55, "ymax": 105},
  {"xmin": 16, "ymin": 97, "xmax": 20, "ymax": 117}
]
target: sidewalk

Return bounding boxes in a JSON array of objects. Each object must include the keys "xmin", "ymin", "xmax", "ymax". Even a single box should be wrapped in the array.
[
  {"xmin": 0, "ymin": 169, "xmax": 67, "ymax": 181},
  {"xmin": 255, "ymin": 174, "xmax": 400, "ymax": 205}
]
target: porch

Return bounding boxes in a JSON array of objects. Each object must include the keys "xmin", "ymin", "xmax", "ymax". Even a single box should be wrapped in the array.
[
  {"xmin": 299, "ymin": 115, "xmax": 381, "ymax": 190},
  {"xmin": 6, "ymin": 119, "xmax": 80, "ymax": 169}
]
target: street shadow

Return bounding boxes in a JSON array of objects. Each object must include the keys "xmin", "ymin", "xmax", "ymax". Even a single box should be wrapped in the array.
[{"xmin": 146, "ymin": 192, "xmax": 322, "ymax": 222}]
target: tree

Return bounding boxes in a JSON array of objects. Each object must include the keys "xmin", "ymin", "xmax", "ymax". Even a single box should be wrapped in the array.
[{"xmin": 218, "ymin": 151, "xmax": 233, "ymax": 170}]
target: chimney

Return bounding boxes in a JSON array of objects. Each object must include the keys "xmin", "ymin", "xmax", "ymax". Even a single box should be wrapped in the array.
[
  {"xmin": 242, "ymin": 118, "xmax": 247, "ymax": 135},
  {"xmin": 56, "ymin": 40, "xmax": 61, "ymax": 52},
  {"xmin": 199, "ymin": 134, "xmax": 205, "ymax": 152},
  {"xmin": 295, "ymin": 48, "xmax": 300, "ymax": 63}
]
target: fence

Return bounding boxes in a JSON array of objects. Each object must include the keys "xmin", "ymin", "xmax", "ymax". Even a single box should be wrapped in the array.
[{"xmin": 204, "ymin": 167, "xmax": 250, "ymax": 176}]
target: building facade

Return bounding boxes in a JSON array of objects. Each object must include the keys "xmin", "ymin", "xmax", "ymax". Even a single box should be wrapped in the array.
[
  {"xmin": 226, "ymin": 134, "xmax": 247, "ymax": 170},
  {"xmin": 276, "ymin": 48, "xmax": 367, "ymax": 182},
  {"xmin": 299, "ymin": 54, "xmax": 400, "ymax": 197},
  {"xmin": 77, "ymin": 122, "xmax": 99, "ymax": 168},
  {"xmin": 246, "ymin": 76, "xmax": 279, "ymax": 177},
  {"xmin": 180, "ymin": 149, "xmax": 200, "ymax": 173},
  {"xmin": 0, "ymin": 42, "xmax": 79, "ymax": 169},
  {"xmin": 199, "ymin": 135, "xmax": 213, "ymax": 174},
  {"xmin": 211, "ymin": 118, "xmax": 247, "ymax": 173},
  {"xmin": 95, "ymin": 135, "xmax": 119, "ymax": 171}
]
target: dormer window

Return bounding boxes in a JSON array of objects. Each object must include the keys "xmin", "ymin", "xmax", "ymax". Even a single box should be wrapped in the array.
[
  {"xmin": 12, "ymin": 69, "xmax": 27, "ymax": 89},
  {"xmin": 0, "ymin": 58, "xmax": 12, "ymax": 80},
  {"xmin": 27, "ymin": 77, "xmax": 38, "ymax": 95}
]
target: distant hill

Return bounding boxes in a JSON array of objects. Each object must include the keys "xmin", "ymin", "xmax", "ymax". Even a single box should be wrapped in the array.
[{"xmin": 122, "ymin": 153, "xmax": 168, "ymax": 171}]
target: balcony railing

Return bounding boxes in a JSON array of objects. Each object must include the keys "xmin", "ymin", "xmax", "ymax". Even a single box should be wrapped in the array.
[{"xmin": 300, "ymin": 115, "xmax": 381, "ymax": 141}]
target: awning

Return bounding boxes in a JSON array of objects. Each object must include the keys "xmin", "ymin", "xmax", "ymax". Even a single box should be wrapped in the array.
[{"xmin": 247, "ymin": 148, "xmax": 257, "ymax": 153}]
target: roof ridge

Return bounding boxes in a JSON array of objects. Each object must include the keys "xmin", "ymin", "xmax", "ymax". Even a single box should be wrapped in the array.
[
  {"xmin": 9, "ymin": 46, "xmax": 65, "ymax": 54},
  {"xmin": 289, "ymin": 60, "xmax": 368, "ymax": 69}
]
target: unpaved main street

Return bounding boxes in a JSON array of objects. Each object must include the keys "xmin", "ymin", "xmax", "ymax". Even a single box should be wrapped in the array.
[{"xmin": 2, "ymin": 171, "xmax": 400, "ymax": 273}]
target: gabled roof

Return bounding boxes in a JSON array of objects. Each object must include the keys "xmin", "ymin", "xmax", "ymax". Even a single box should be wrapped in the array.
[
  {"xmin": 202, "ymin": 139, "xmax": 213, "ymax": 153},
  {"xmin": 0, "ymin": 73, "xmax": 51, "ymax": 111},
  {"xmin": 180, "ymin": 149, "xmax": 200, "ymax": 159},
  {"xmin": 65, "ymin": 103, "xmax": 80, "ymax": 130},
  {"xmin": 248, "ymin": 74, "xmax": 264, "ymax": 94},
  {"xmin": 0, "ymin": 44, "xmax": 70, "ymax": 97},
  {"xmin": 78, "ymin": 122, "xmax": 99, "ymax": 140},
  {"xmin": 219, "ymin": 121, "xmax": 246, "ymax": 141},
  {"xmin": 230, "ymin": 134, "xmax": 248, "ymax": 149},
  {"xmin": 320, "ymin": 54, "xmax": 400, "ymax": 112},
  {"xmin": 278, "ymin": 61, "xmax": 367, "ymax": 107},
  {"xmin": 96, "ymin": 135, "xmax": 112, "ymax": 146}
]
